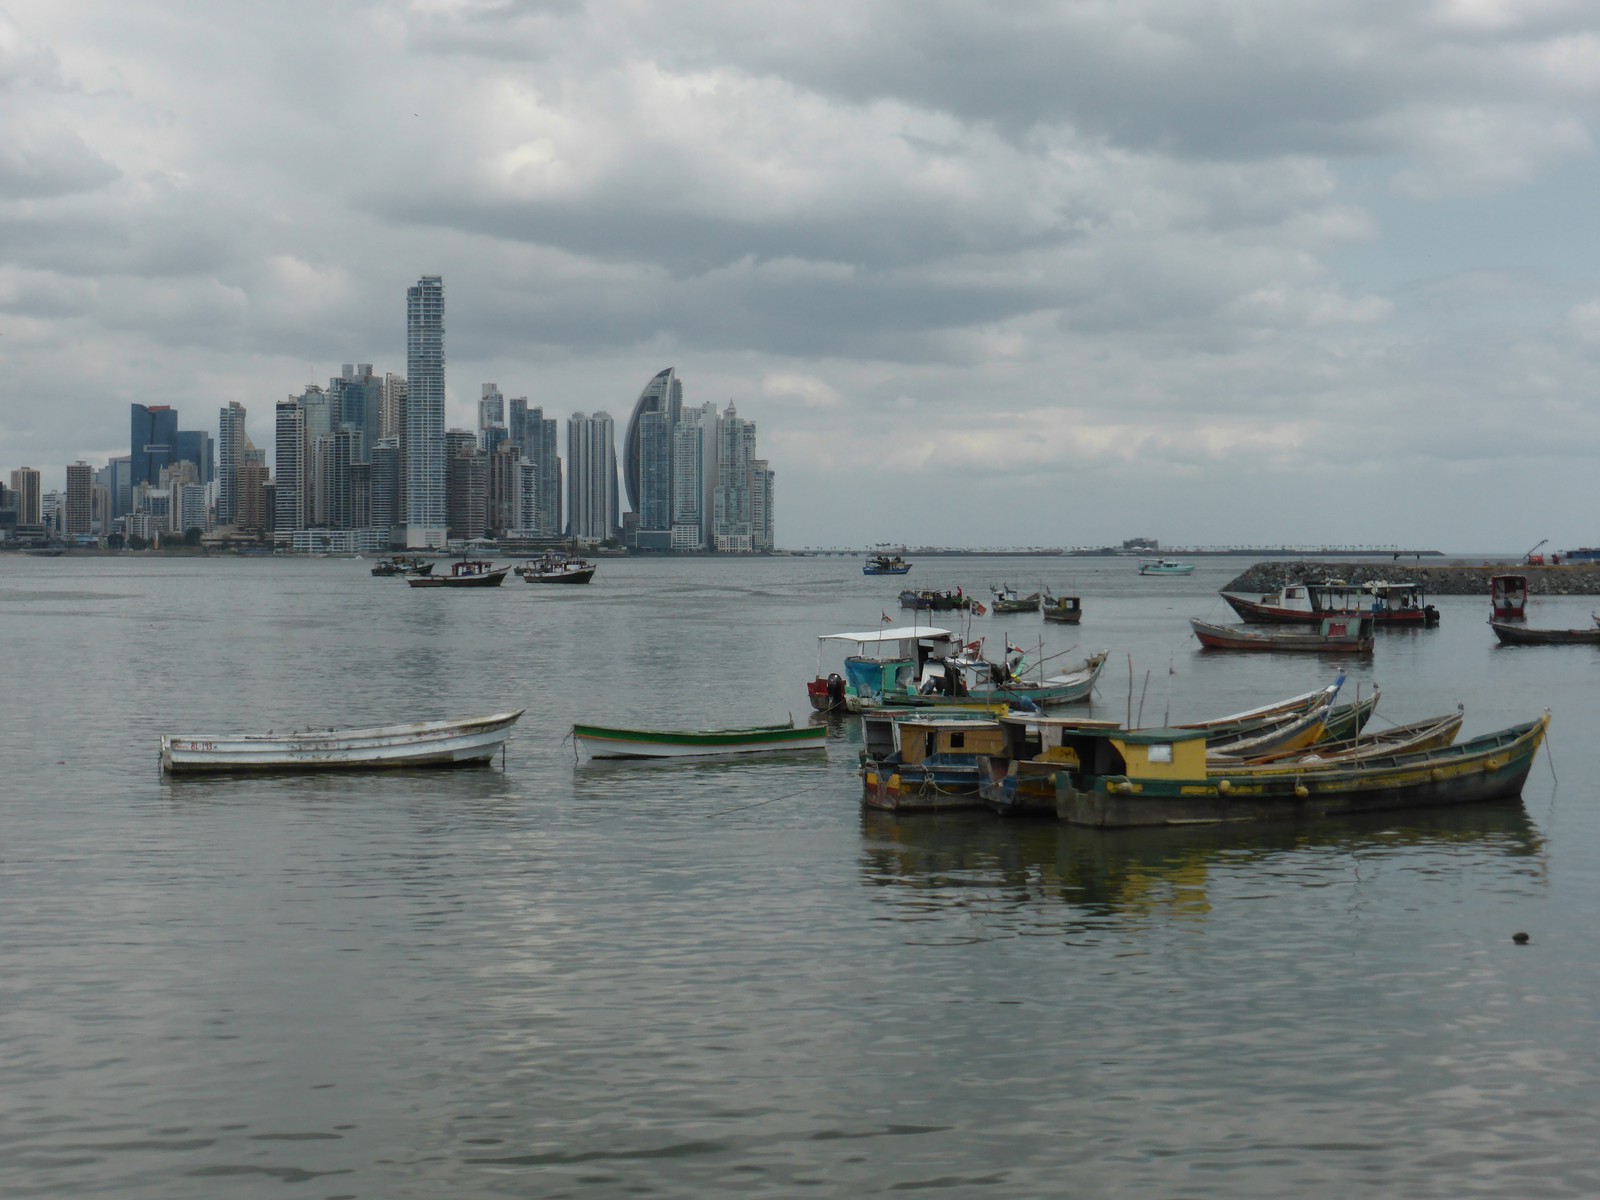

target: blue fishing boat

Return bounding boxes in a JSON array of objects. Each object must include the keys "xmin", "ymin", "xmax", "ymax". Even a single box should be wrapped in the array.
[{"xmin": 863, "ymin": 555, "xmax": 912, "ymax": 575}]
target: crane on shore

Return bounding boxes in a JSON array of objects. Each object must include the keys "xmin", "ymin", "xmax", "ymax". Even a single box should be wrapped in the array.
[{"xmin": 1524, "ymin": 538, "xmax": 1549, "ymax": 565}]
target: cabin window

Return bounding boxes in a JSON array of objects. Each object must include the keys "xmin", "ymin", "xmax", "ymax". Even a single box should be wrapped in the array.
[
  {"xmin": 950, "ymin": 732, "xmax": 965, "ymax": 749},
  {"xmin": 1148, "ymin": 743, "xmax": 1173, "ymax": 763}
]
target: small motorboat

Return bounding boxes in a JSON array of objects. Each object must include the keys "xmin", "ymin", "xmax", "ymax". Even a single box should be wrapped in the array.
[{"xmin": 1139, "ymin": 558, "xmax": 1195, "ymax": 576}]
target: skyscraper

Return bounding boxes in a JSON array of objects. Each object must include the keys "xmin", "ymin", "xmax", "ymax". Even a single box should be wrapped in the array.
[
  {"xmin": 527, "ymin": 406, "xmax": 561, "ymax": 536},
  {"xmin": 174, "ymin": 430, "xmax": 214, "ymax": 485},
  {"xmin": 237, "ymin": 463, "xmax": 270, "ymax": 535},
  {"xmin": 751, "ymin": 459, "xmax": 775, "ymax": 551},
  {"xmin": 64, "ymin": 462, "xmax": 93, "ymax": 536},
  {"xmin": 714, "ymin": 403, "xmax": 757, "ymax": 552},
  {"xmin": 622, "ymin": 367, "xmax": 682, "ymax": 519},
  {"xmin": 370, "ymin": 437, "xmax": 402, "ymax": 533},
  {"xmin": 131, "ymin": 404, "xmax": 179, "ymax": 487},
  {"xmin": 9, "ymin": 467, "xmax": 41, "ymax": 527},
  {"xmin": 330, "ymin": 364, "xmax": 382, "ymax": 463},
  {"xmin": 274, "ymin": 398, "xmax": 306, "ymax": 534},
  {"xmin": 218, "ymin": 402, "xmax": 247, "ymax": 526},
  {"xmin": 479, "ymin": 383, "xmax": 505, "ymax": 450},
  {"xmin": 567, "ymin": 412, "xmax": 618, "ymax": 542},
  {"xmin": 671, "ymin": 401, "xmax": 718, "ymax": 551},
  {"xmin": 405, "ymin": 275, "xmax": 447, "ymax": 547}
]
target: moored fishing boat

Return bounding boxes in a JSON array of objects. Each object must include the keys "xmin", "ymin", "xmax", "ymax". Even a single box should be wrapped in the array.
[
  {"xmin": 978, "ymin": 703, "xmax": 1456, "ymax": 816},
  {"xmin": 898, "ymin": 587, "xmax": 984, "ymax": 613},
  {"xmin": 863, "ymin": 554, "xmax": 912, "ymax": 576},
  {"xmin": 372, "ymin": 555, "xmax": 433, "ymax": 577},
  {"xmin": 572, "ymin": 718, "xmax": 825, "ymax": 758},
  {"xmin": 860, "ymin": 712, "xmax": 1015, "ymax": 812},
  {"xmin": 160, "ymin": 710, "xmax": 525, "ymax": 774},
  {"xmin": 1222, "ymin": 579, "xmax": 1439, "ymax": 627},
  {"xmin": 1041, "ymin": 590, "xmax": 1082, "ymax": 624},
  {"xmin": 990, "ymin": 585, "xmax": 1041, "ymax": 614},
  {"xmin": 517, "ymin": 552, "xmax": 596, "ymax": 584},
  {"xmin": 878, "ymin": 650, "xmax": 1108, "ymax": 712},
  {"xmin": 406, "ymin": 559, "xmax": 510, "ymax": 587},
  {"xmin": 1190, "ymin": 615, "xmax": 1376, "ymax": 654},
  {"xmin": 1488, "ymin": 620, "xmax": 1600, "ymax": 645},
  {"xmin": 808, "ymin": 625, "xmax": 963, "ymax": 713},
  {"xmin": 1052, "ymin": 713, "xmax": 1549, "ymax": 827}
]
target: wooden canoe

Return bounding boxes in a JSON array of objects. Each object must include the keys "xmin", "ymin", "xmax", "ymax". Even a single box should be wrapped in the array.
[
  {"xmin": 573, "ymin": 719, "xmax": 826, "ymax": 759},
  {"xmin": 160, "ymin": 711, "xmax": 524, "ymax": 773}
]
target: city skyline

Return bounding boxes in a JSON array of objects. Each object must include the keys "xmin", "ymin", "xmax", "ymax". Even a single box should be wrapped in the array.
[
  {"xmin": 5, "ymin": 4, "xmax": 1600, "ymax": 552},
  {"xmin": 0, "ymin": 286, "xmax": 779, "ymax": 550}
]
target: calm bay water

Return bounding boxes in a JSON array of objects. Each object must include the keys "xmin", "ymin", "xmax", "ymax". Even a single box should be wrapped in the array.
[{"xmin": 3, "ymin": 553, "xmax": 1599, "ymax": 1198}]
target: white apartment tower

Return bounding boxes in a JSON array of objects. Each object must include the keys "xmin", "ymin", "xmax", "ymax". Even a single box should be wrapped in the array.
[
  {"xmin": 566, "ymin": 411, "xmax": 618, "ymax": 543},
  {"xmin": 405, "ymin": 275, "xmax": 446, "ymax": 548}
]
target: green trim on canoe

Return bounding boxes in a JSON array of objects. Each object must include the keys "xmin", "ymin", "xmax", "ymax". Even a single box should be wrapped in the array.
[{"xmin": 572, "ymin": 723, "xmax": 824, "ymax": 747}]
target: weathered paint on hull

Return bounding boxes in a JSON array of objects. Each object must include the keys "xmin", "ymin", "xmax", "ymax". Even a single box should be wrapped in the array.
[
  {"xmin": 1055, "ymin": 715, "xmax": 1548, "ymax": 827},
  {"xmin": 862, "ymin": 765, "xmax": 986, "ymax": 812},
  {"xmin": 1222, "ymin": 594, "xmax": 1434, "ymax": 627},
  {"xmin": 161, "ymin": 711, "xmax": 524, "ymax": 774}
]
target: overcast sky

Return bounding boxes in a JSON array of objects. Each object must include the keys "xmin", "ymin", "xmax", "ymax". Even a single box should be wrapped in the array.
[{"xmin": 4, "ymin": 0, "xmax": 1600, "ymax": 552}]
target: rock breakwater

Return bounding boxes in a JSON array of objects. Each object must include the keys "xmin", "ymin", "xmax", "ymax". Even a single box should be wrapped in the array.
[{"xmin": 1223, "ymin": 561, "xmax": 1600, "ymax": 597}]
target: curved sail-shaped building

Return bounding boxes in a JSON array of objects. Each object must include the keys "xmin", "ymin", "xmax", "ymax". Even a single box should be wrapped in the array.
[{"xmin": 622, "ymin": 367, "xmax": 682, "ymax": 519}]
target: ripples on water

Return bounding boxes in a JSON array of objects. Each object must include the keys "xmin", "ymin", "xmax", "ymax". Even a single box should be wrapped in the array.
[{"xmin": 2, "ymin": 556, "xmax": 1598, "ymax": 1197}]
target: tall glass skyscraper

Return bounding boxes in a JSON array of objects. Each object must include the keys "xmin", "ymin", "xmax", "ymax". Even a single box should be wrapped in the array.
[
  {"xmin": 405, "ymin": 275, "xmax": 446, "ymax": 546},
  {"xmin": 130, "ymin": 403, "xmax": 178, "ymax": 487},
  {"xmin": 218, "ymin": 401, "xmax": 247, "ymax": 526},
  {"xmin": 274, "ymin": 398, "xmax": 306, "ymax": 534},
  {"xmin": 622, "ymin": 367, "xmax": 682, "ymax": 520},
  {"xmin": 567, "ymin": 412, "xmax": 617, "ymax": 542}
]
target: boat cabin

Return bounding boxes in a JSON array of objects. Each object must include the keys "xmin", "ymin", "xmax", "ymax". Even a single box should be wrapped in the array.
[
  {"xmin": 1362, "ymin": 581, "xmax": 1440, "ymax": 626},
  {"xmin": 873, "ymin": 715, "xmax": 1008, "ymax": 769},
  {"xmin": 814, "ymin": 626, "xmax": 961, "ymax": 710},
  {"xmin": 1032, "ymin": 723, "xmax": 1212, "ymax": 783},
  {"xmin": 1490, "ymin": 573, "xmax": 1528, "ymax": 619},
  {"xmin": 863, "ymin": 709, "xmax": 1002, "ymax": 761}
]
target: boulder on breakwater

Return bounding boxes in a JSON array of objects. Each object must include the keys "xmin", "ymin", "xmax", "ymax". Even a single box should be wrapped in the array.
[{"xmin": 1222, "ymin": 561, "xmax": 1600, "ymax": 597}]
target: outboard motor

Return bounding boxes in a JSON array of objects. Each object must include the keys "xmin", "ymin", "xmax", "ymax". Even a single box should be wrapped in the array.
[{"xmin": 826, "ymin": 673, "xmax": 845, "ymax": 704}]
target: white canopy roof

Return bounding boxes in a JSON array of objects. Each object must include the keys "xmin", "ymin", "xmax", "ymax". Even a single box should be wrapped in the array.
[{"xmin": 818, "ymin": 626, "xmax": 958, "ymax": 645}]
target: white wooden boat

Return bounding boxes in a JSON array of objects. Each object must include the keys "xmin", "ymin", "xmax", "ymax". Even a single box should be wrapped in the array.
[
  {"xmin": 160, "ymin": 711, "xmax": 525, "ymax": 774},
  {"xmin": 572, "ymin": 719, "xmax": 826, "ymax": 759}
]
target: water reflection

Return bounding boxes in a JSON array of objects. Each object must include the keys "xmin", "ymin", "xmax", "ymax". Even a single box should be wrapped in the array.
[{"xmin": 859, "ymin": 803, "xmax": 1547, "ymax": 929}]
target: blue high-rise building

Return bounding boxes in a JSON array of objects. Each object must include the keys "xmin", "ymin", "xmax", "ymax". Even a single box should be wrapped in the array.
[
  {"xmin": 174, "ymin": 430, "xmax": 214, "ymax": 485},
  {"xmin": 131, "ymin": 403, "xmax": 178, "ymax": 487}
]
